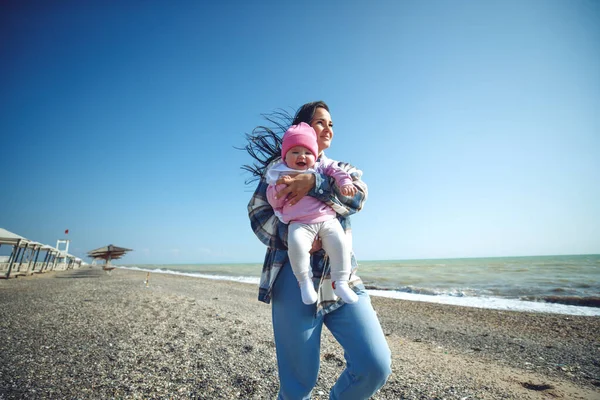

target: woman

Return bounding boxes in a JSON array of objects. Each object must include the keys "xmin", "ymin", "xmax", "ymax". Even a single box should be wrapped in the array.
[{"xmin": 244, "ymin": 101, "xmax": 391, "ymax": 399}]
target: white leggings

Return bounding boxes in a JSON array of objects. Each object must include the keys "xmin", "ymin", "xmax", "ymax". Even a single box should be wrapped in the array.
[{"xmin": 288, "ymin": 219, "xmax": 350, "ymax": 283}]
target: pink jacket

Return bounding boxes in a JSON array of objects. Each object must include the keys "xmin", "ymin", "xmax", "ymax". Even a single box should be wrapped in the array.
[{"xmin": 266, "ymin": 157, "xmax": 354, "ymax": 224}]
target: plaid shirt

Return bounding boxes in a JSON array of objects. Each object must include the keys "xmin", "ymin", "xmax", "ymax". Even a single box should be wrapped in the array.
[{"xmin": 247, "ymin": 154, "xmax": 368, "ymax": 316}]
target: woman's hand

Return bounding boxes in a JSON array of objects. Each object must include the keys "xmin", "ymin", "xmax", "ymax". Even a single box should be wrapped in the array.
[{"xmin": 275, "ymin": 173, "xmax": 316, "ymax": 206}]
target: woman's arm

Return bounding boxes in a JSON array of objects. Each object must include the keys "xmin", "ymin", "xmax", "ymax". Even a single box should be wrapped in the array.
[
  {"xmin": 274, "ymin": 161, "xmax": 367, "ymax": 216},
  {"xmin": 248, "ymin": 177, "xmax": 287, "ymax": 249},
  {"xmin": 274, "ymin": 173, "xmax": 319, "ymax": 205},
  {"xmin": 319, "ymin": 161, "xmax": 368, "ymax": 217},
  {"xmin": 248, "ymin": 161, "xmax": 367, "ymax": 248}
]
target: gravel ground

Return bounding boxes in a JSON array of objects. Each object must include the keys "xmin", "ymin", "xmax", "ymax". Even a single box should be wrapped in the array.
[{"xmin": 0, "ymin": 268, "xmax": 598, "ymax": 399}]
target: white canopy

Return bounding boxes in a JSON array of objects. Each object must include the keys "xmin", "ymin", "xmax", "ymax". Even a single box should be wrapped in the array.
[
  {"xmin": 0, "ymin": 228, "xmax": 29, "ymax": 246},
  {"xmin": 41, "ymin": 245, "xmax": 59, "ymax": 253}
]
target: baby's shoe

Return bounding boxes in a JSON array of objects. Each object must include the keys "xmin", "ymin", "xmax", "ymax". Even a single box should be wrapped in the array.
[
  {"xmin": 299, "ymin": 279, "xmax": 318, "ymax": 304},
  {"xmin": 332, "ymin": 281, "xmax": 358, "ymax": 304}
]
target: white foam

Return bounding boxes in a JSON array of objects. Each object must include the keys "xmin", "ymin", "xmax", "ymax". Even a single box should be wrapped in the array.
[
  {"xmin": 367, "ymin": 290, "xmax": 600, "ymax": 316},
  {"xmin": 119, "ymin": 266, "xmax": 260, "ymax": 285}
]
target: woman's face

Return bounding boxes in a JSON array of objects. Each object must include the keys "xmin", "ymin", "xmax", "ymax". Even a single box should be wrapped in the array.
[{"xmin": 310, "ymin": 107, "xmax": 334, "ymax": 154}]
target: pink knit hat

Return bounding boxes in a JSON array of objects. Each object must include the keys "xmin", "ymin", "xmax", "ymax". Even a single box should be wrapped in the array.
[{"xmin": 281, "ymin": 122, "xmax": 318, "ymax": 160}]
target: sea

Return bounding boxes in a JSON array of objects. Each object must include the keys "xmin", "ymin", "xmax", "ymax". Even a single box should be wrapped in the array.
[{"xmin": 119, "ymin": 254, "xmax": 600, "ymax": 317}]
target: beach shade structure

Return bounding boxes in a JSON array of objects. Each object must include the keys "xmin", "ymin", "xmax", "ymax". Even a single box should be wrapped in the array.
[
  {"xmin": 39, "ymin": 245, "xmax": 60, "ymax": 272},
  {"xmin": 87, "ymin": 244, "xmax": 132, "ymax": 272},
  {"xmin": 0, "ymin": 227, "xmax": 28, "ymax": 246},
  {"xmin": 0, "ymin": 228, "xmax": 31, "ymax": 278},
  {"xmin": 21, "ymin": 241, "xmax": 43, "ymax": 276}
]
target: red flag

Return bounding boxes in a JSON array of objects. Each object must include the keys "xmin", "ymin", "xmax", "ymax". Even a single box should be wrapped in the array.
[{"xmin": 65, "ymin": 229, "xmax": 69, "ymax": 235}]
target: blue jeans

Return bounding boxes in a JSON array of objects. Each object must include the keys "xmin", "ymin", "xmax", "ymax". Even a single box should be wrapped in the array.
[{"xmin": 272, "ymin": 263, "xmax": 392, "ymax": 400}]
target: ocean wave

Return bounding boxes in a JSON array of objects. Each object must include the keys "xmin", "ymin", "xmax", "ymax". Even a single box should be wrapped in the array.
[
  {"xmin": 368, "ymin": 290, "xmax": 600, "ymax": 317},
  {"xmin": 521, "ymin": 295, "xmax": 600, "ymax": 308},
  {"xmin": 118, "ymin": 266, "xmax": 260, "ymax": 285},
  {"xmin": 115, "ymin": 266, "xmax": 600, "ymax": 316},
  {"xmin": 364, "ymin": 284, "xmax": 482, "ymax": 298}
]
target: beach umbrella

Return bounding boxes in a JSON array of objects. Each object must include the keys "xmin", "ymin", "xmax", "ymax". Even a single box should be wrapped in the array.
[{"xmin": 87, "ymin": 244, "xmax": 132, "ymax": 272}]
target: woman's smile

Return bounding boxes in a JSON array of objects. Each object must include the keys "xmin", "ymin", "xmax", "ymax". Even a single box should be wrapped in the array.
[{"xmin": 310, "ymin": 107, "xmax": 334, "ymax": 154}]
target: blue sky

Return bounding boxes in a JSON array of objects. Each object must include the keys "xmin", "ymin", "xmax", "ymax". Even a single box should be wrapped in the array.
[{"xmin": 1, "ymin": 1, "xmax": 598, "ymax": 264}]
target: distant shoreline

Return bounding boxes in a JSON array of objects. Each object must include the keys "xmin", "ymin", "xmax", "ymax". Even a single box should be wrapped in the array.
[
  {"xmin": 118, "ymin": 253, "xmax": 600, "ymax": 266},
  {"xmin": 117, "ymin": 265, "xmax": 600, "ymax": 316}
]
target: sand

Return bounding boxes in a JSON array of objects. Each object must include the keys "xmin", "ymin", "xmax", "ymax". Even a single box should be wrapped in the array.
[{"xmin": 0, "ymin": 268, "xmax": 598, "ymax": 399}]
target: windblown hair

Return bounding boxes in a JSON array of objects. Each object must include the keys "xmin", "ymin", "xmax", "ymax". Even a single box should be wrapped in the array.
[{"xmin": 240, "ymin": 101, "xmax": 330, "ymax": 184}]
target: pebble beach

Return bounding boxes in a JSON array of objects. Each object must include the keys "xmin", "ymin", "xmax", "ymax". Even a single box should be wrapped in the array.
[{"xmin": 1, "ymin": 268, "xmax": 598, "ymax": 399}]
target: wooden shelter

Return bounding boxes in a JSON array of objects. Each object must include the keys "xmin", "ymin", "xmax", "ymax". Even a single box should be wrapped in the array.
[
  {"xmin": 0, "ymin": 228, "xmax": 29, "ymax": 278},
  {"xmin": 0, "ymin": 228, "xmax": 83, "ymax": 278},
  {"xmin": 87, "ymin": 244, "xmax": 133, "ymax": 272},
  {"xmin": 39, "ymin": 244, "xmax": 60, "ymax": 272}
]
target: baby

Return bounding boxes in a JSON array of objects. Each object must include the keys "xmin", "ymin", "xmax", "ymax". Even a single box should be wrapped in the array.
[{"xmin": 266, "ymin": 122, "xmax": 359, "ymax": 305}]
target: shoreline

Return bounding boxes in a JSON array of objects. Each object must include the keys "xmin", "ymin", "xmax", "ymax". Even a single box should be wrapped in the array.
[
  {"xmin": 118, "ymin": 266, "xmax": 600, "ymax": 317},
  {"xmin": 1, "ymin": 268, "xmax": 599, "ymax": 399}
]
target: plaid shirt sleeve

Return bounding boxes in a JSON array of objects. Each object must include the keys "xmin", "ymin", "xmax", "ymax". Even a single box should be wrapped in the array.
[
  {"xmin": 247, "ymin": 175, "xmax": 288, "ymax": 250},
  {"xmin": 315, "ymin": 160, "xmax": 368, "ymax": 218}
]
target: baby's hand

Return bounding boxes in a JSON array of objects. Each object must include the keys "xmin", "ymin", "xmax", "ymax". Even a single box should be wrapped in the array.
[{"xmin": 340, "ymin": 184, "xmax": 357, "ymax": 197}]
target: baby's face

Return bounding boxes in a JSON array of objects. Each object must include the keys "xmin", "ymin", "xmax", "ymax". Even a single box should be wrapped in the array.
[{"xmin": 284, "ymin": 146, "xmax": 316, "ymax": 171}]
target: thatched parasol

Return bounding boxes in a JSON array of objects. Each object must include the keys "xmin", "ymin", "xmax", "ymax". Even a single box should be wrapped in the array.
[{"xmin": 87, "ymin": 244, "xmax": 132, "ymax": 271}]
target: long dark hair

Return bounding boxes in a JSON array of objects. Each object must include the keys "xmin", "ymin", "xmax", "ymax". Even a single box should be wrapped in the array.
[{"xmin": 240, "ymin": 101, "xmax": 330, "ymax": 183}]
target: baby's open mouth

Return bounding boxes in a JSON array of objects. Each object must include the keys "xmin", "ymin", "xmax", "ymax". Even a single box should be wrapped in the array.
[{"xmin": 296, "ymin": 162, "xmax": 306, "ymax": 167}]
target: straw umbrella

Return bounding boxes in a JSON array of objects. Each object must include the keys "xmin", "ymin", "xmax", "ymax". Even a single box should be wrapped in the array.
[{"xmin": 87, "ymin": 244, "xmax": 133, "ymax": 273}]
